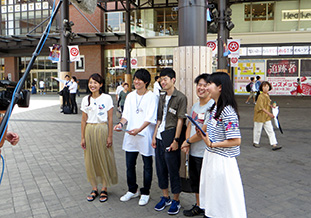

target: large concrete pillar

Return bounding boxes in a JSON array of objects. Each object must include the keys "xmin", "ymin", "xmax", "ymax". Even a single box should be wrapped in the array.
[{"xmin": 178, "ymin": 0, "xmax": 207, "ymax": 46}]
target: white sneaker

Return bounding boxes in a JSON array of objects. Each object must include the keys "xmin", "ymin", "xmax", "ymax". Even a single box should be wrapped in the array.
[
  {"xmin": 138, "ymin": 194, "xmax": 150, "ymax": 206},
  {"xmin": 120, "ymin": 191, "xmax": 140, "ymax": 202}
]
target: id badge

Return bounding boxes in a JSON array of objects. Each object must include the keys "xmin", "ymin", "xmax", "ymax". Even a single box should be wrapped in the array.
[{"xmin": 198, "ymin": 113, "xmax": 205, "ymax": 120}]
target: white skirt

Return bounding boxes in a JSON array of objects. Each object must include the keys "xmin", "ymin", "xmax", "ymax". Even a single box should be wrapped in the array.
[{"xmin": 199, "ymin": 150, "xmax": 247, "ymax": 218}]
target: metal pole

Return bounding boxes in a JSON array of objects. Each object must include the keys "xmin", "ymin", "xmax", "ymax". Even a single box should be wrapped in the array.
[
  {"xmin": 217, "ymin": 0, "xmax": 229, "ymax": 73},
  {"xmin": 125, "ymin": 0, "xmax": 132, "ymax": 89},
  {"xmin": 61, "ymin": 0, "xmax": 69, "ymax": 73}
]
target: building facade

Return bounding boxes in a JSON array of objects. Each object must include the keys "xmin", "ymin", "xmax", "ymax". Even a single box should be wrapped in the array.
[{"xmin": 0, "ymin": 0, "xmax": 310, "ymax": 95}]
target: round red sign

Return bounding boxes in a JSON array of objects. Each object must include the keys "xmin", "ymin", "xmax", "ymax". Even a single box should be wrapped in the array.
[
  {"xmin": 231, "ymin": 57, "xmax": 238, "ymax": 64},
  {"xmin": 228, "ymin": 41, "xmax": 239, "ymax": 52},
  {"xmin": 206, "ymin": 41, "xmax": 217, "ymax": 51},
  {"xmin": 70, "ymin": 47, "xmax": 79, "ymax": 56}
]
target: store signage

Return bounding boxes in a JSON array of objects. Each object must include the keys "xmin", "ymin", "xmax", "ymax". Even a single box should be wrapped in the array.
[
  {"xmin": 263, "ymin": 47, "xmax": 278, "ymax": 56},
  {"xmin": 267, "ymin": 77, "xmax": 297, "ymax": 95},
  {"xmin": 1, "ymin": 2, "xmax": 48, "ymax": 13},
  {"xmin": 282, "ymin": 9, "xmax": 311, "ymax": 21},
  {"xmin": 267, "ymin": 60, "xmax": 298, "ymax": 77},
  {"xmin": 277, "ymin": 46, "xmax": 293, "ymax": 55},
  {"xmin": 247, "ymin": 47, "xmax": 262, "ymax": 56},
  {"xmin": 294, "ymin": 46, "xmax": 309, "ymax": 55}
]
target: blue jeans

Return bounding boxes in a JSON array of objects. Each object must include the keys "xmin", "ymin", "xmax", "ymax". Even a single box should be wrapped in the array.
[
  {"xmin": 155, "ymin": 139, "xmax": 181, "ymax": 194},
  {"xmin": 125, "ymin": 151, "xmax": 153, "ymax": 195}
]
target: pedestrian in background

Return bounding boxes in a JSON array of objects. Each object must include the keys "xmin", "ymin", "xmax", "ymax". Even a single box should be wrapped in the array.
[
  {"xmin": 118, "ymin": 82, "xmax": 130, "ymax": 112},
  {"xmin": 152, "ymin": 68, "xmax": 187, "ymax": 215},
  {"xmin": 69, "ymin": 76, "xmax": 78, "ymax": 114},
  {"xmin": 81, "ymin": 73, "xmax": 118, "ymax": 203},
  {"xmin": 295, "ymin": 78, "xmax": 303, "ymax": 96},
  {"xmin": 114, "ymin": 69, "xmax": 158, "ymax": 207},
  {"xmin": 255, "ymin": 76, "xmax": 261, "ymax": 101},
  {"xmin": 253, "ymin": 81, "xmax": 282, "ymax": 151},
  {"xmin": 181, "ymin": 74, "xmax": 214, "ymax": 217},
  {"xmin": 197, "ymin": 72, "xmax": 247, "ymax": 218},
  {"xmin": 153, "ymin": 75, "xmax": 162, "ymax": 98},
  {"xmin": 245, "ymin": 77, "xmax": 256, "ymax": 104}
]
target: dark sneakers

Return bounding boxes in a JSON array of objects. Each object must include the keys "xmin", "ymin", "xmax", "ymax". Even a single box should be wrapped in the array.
[
  {"xmin": 183, "ymin": 204, "xmax": 204, "ymax": 217},
  {"xmin": 154, "ymin": 196, "xmax": 172, "ymax": 211}
]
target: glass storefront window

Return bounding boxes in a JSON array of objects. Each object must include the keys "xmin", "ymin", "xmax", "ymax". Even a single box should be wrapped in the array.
[
  {"xmin": 104, "ymin": 8, "xmax": 179, "ymax": 37},
  {"xmin": 244, "ymin": 3, "xmax": 274, "ymax": 21}
]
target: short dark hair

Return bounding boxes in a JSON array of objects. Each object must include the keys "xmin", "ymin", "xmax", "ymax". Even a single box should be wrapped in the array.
[
  {"xmin": 260, "ymin": 81, "xmax": 272, "ymax": 91},
  {"xmin": 65, "ymin": 75, "xmax": 70, "ymax": 78},
  {"xmin": 256, "ymin": 76, "xmax": 261, "ymax": 80},
  {"xmin": 133, "ymin": 69, "xmax": 151, "ymax": 88},
  {"xmin": 160, "ymin": 68, "xmax": 176, "ymax": 79},
  {"xmin": 194, "ymin": 73, "xmax": 211, "ymax": 84},
  {"xmin": 155, "ymin": 76, "xmax": 159, "ymax": 81},
  {"xmin": 123, "ymin": 82, "xmax": 129, "ymax": 87},
  {"xmin": 72, "ymin": 76, "xmax": 77, "ymax": 82},
  {"xmin": 250, "ymin": 77, "xmax": 255, "ymax": 81}
]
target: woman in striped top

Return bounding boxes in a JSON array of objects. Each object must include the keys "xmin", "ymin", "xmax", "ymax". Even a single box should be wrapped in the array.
[{"xmin": 197, "ymin": 72, "xmax": 247, "ymax": 218}]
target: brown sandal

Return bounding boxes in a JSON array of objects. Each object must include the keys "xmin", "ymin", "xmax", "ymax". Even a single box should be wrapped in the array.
[{"xmin": 99, "ymin": 190, "xmax": 108, "ymax": 203}]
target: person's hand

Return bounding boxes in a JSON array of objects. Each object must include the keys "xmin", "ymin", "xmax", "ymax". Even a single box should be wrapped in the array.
[
  {"xmin": 196, "ymin": 127, "xmax": 210, "ymax": 146},
  {"xmin": 181, "ymin": 141, "xmax": 190, "ymax": 154},
  {"xmin": 6, "ymin": 132, "xmax": 19, "ymax": 146},
  {"xmin": 168, "ymin": 140, "xmax": 178, "ymax": 152},
  {"xmin": 128, "ymin": 128, "xmax": 140, "ymax": 136},
  {"xmin": 269, "ymin": 113, "xmax": 275, "ymax": 118},
  {"xmin": 81, "ymin": 138, "xmax": 86, "ymax": 150},
  {"xmin": 151, "ymin": 137, "xmax": 157, "ymax": 149},
  {"xmin": 113, "ymin": 123, "xmax": 123, "ymax": 131},
  {"xmin": 107, "ymin": 136, "xmax": 112, "ymax": 148}
]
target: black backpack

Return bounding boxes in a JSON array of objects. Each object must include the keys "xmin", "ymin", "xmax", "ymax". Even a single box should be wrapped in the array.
[{"xmin": 246, "ymin": 82, "xmax": 252, "ymax": 92}]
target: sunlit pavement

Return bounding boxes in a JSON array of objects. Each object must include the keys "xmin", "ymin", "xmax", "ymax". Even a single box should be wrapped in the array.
[{"xmin": 0, "ymin": 93, "xmax": 310, "ymax": 218}]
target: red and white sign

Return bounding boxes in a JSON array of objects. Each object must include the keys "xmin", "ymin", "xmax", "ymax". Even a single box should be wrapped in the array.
[
  {"xmin": 119, "ymin": 58, "xmax": 138, "ymax": 68},
  {"xmin": 68, "ymin": 45, "xmax": 80, "ymax": 62},
  {"xmin": 230, "ymin": 57, "xmax": 239, "ymax": 67},
  {"xmin": 207, "ymin": 40, "xmax": 217, "ymax": 56},
  {"xmin": 227, "ymin": 39, "xmax": 240, "ymax": 57},
  {"xmin": 131, "ymin": 58, "xmax": 138, "ymax": 67}
]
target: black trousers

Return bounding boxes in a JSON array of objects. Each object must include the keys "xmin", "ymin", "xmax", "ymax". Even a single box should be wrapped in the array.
[
  {"xmin": 126, "ymin": 151, "xmax": 153, "ymax": 195},
  {"xmin": 155, "ymin": 138, "xmax": 181, "ymax": 194},
  {"xmin": 63, "ymin": 89, "xmax": 70, "ymax": 107},
  {"xmin": 70, "ymin": 93, "xmax": 77, "ymax": 114}
]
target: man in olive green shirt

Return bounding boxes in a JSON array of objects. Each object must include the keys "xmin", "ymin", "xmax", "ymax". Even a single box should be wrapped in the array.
[{"xmin": 152, "ymin": 68, "xmax": 187, "ymax": 215}]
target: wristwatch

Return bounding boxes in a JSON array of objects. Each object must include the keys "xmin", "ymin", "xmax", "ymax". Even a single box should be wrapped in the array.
[
  {"xmin": 174, "ymin": 138, "xmax": 180, "ymax": 143},
  {"xmin": 186, "ymin": 138, "xmax": 192, "ymax": 145}
]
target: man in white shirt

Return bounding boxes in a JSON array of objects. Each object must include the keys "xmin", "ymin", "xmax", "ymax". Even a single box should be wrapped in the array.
[
  {"xmin": 69, "ymin": 76, "xmax": 78, "ymax": 114},
  {"xmin": 52, "ymin": 75, "xmax": 71, "ymax": 111},
  {"xmin": 114, "ymin": 69, "xmax": 158, "ymax": 207},
  {"xmin": 153, "ymin": 76, "xmax": 162, "ymax": 98},
  {"xmin": 116, "ymin": 82, "xmax": 124, "ymax": 102}
]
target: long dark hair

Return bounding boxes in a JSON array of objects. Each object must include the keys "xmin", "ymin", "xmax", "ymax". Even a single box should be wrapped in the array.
[
  {"xmin": 87, "ymin": 73, "xmax": 103, "ymax": 106},
  {"xmin": 209, "ymin": 72, "xmax": 239, "ymax": 119}
]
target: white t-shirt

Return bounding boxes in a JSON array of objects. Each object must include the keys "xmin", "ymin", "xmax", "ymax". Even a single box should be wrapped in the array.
[
  {"xmin": 156, "ymin": 95, "xmax": 171, "ymax": 140},
  {"xmin": 39, "ymin": 81, "xmax": 44, "ymax": 88},
  {"xmin": 69, "ymin": 81, "xmax": 77, "ymax": 93},
  {"xmin": 153, "ymin": 81, "xmax": 161, "ymax": 97},
  {"xmin": 122, "ymin": 90, "xmax": 158, "ymax": 156},
  {"xmin": 81, "ymin": 93, "xmax": 114, "ymax": 123}
]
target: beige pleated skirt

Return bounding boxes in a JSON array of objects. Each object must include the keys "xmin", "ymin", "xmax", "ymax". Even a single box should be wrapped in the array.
[{"xmin": 84, "ymin": 123, "xmax": 118, "ymax": 187}]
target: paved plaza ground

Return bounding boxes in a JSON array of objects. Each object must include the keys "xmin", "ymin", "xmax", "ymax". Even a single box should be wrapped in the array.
[{"xmin": 0, "ymin": 93, "xmax": 310, "ymax": 218}]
